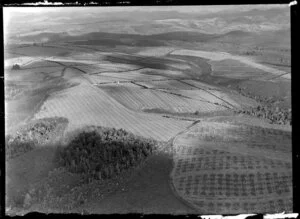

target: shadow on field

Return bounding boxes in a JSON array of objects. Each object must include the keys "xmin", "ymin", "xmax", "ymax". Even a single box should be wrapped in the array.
[
  {"xmin": 6, "ymin": 125, "xmax": 177, "ymax": 214},
  {"xmin": 6, "ymin": 145, "xmax": 60, "ymax": 209},
  {"xmin": 80, "ymin": 151, "xmax": 197, "ymax": 214},
  {"xmin": 103, "ymin": 54, "xmax": 171, "ymax": 70}
]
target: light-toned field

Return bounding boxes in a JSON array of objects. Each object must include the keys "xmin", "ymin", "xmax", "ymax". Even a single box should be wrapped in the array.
[
  {"xmin": 6, "ymin": 69, "xmax": 46, "ymax": 82},
  {"xmin": 88, "ymin": 74, "xmax": 131, "ymax": 84},
  {"xmin": 135, "ymin": 69, "xmax": 187, "ymax": 78},
  {"xmin": 171, "ymin": 119, "xmax": 292, "ymax": 214},
  {"xmin": 74, "ymin": 63, "xmax": 140, "ymax": 74},
  {"xmin": 96, "ymin": 71, "xmax": 169, "ymax": 82},
  {"xmin": 167, "ymin": 89, "xmax": 255, "ymax": 109},
  {"xmin": 135, "ymin": 47, "xmax": 177, "ymax": 56},
  {"xmin": 210, "ymin": 59, "xmax": 269, "ymax": 79},
  {"xmin": 205, "ymin": 115, "xmax": 292, "ymax": 132},
  {"xmin": 34, "ymin": 72, "xmax": 192, "ymax": 141},
  {"xmin": 181, "ymin": 80, "xmax": 222, "ymax": 91},
  {"xmin": 6, "ymin": 66, "xmax": 66, "ymax": 84},
  {"xmin": 5, "ymin": 56, "xmax": 39, "ymax": 68},
  {"xmin": 100, "ymin": 84, "xmax": 226, "ymax": 114},
  {"xmin": 23, "ymin": 60, "xmax": 62, "ymax": 69},
  {"xmin": 170, "ymin": 49, "xmax": 290, "ymax": 79},
  {"xmin": 4, "ymin": 63, "xmax": 71, "ymax": 135},
  {"xmin": 136, "ymin": 80, "xmax": 195, "ymax": 90}
]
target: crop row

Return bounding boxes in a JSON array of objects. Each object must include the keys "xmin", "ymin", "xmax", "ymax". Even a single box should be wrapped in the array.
[
  {"xmin": 190, "ymin": 198, "xmax": 292, "ymax": 214},
  {"xmin": 171, "ymin": 120, "xmax": 292, "ymax": 213},
  {"xmin": 102, "ymin": 85, "xmax": 222, "ymax": 114},
  {"xmin": 34, "ymin": 84, "xmax": 191, "ymax": 141},
  {"xmin": 173, "ymin": 154, "xmax": 292, "ymax": 173},
  {"xmin": 174, "ymin": 171, "xmax": 292, "ymax": 198}
]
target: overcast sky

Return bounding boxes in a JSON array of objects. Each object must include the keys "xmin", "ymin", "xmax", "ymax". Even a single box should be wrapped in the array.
[
  {"xmin": 4, "ymin": 4, "xmax": 288, "ymax": 16},
  {"xmin": 3, "ymin": 4, "xmax": 289, "ymax": 38}
]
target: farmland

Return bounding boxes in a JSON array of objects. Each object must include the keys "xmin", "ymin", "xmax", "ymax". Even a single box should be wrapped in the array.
[
  {"xmin": 34, "ymin": 76, "xmax": 192, "ymax": 142},
  {"xmin": 171, "ymin": 118, "xmax": 292, "ymax": 214},
  {"xmin": 4, "ymin": 5, "xmax": 291, "ymax": 215}
]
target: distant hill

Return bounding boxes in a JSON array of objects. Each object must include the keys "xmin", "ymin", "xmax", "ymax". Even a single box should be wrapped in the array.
[
  {"xmin": 148, "ymin": 31, "xmax": 218, "ymax": 42},
  {"xmin": 17, "ymin": 32, "xmax": 69, "ymax": 43},
  {"xmin": 221, "ymin": 30, "xmax": 253, "ymax": 37},
  {"xmin": 16, "ymin": 31, "xmax": 220, "ymax": 46},
  {"xmin": 57, "ymin": 31, "xmax": 219, "ymax": 43},
  {"xmin": 14, "ymin": 28, "xmax": 289, "ymax": 50}
]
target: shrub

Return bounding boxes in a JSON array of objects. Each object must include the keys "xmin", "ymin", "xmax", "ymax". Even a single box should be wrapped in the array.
[
  {"xmin": 236, "ymin": 105, "xmax": 291, "ymax": 125},
  {"xmin": 12, "ymin": 64, "xmax": 21, "ymax": 70},
  {"xmin": 5, "ymin": 117, "xmax": 68, "ymax": 160},
  {"xmin": 57, "ymin": 126, "xmax": 157, "ymax": 181},
  {"xmin": 236, "ymin": 87, "xmax": 291, "ymax": 125},
  {"xmin": 5, "ymin": 135, "xmax": 35, "ymax": 160}
]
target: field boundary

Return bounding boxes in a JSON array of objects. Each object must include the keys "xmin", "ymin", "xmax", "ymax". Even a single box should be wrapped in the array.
[{"xmin": 168, "ymin": 120, "xmax": 201, "ymax": 212}]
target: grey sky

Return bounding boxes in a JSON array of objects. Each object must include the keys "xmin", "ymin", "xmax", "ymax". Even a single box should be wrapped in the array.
[{"xmin": 4, "ymin": 4, "xmax": 288, "ymax": 16}]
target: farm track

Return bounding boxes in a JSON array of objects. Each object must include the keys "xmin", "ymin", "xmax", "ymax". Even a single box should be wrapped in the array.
[
  {"xmin": 6, "ymin": 48, "xmax": 246, "ymax": 129},
  {"xmin": 34, "ymin": 75, "xmax": 193, "ymax": 141},
  {"xmin": 264, "ymin": 72, "xmax": 291, "ymax": 81},
  {"xmin": 95, "ymin": 77, "xmax": 185, "ymax": 85},
  {"xmin": 168, "ymin": 120, "xmax": 202, "ymax": 211},
  {"xmin": 7, "ymin": 51, "xmax": 223, "ymax": 130},
  {"xmin": 131, "ymin": 81, "xmax": 232, "ymax": 110},
  {"xmin": 260, "ymin": 62, "xmax": 290, "ymax": 68},
  {"xmin": 72, "ymin": 62, "xmax": 235, "ymax": 114},
  {"xmin": 51, "ymin": 62, "xmax": 231, "ymax": 114},
  {"xmin": 90, "ymin": 67, "xmax": 147, "ymax": 75},
  {"xmin": 179, "ymin": 80, "xmax": 237, "ymax": 110}
]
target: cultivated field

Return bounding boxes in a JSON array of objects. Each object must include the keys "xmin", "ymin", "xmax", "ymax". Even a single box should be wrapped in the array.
[
  {"xmin": 171, "ymin": 119, "xmax": 292, "ymax": 214},
  {"xmin": 5, "ymin": 5, "xmax": 291, "ymax": 215},
  {"xmin": 100, "ymin": 84, "xmax": 227, "ymax": 114},
  {"xmin": 34, "ymin": 75, "xmax": 192, "ymax": 142},
  {"xmin": 170, "ymin": 49, "xmax": 290, "ymax": 79}
]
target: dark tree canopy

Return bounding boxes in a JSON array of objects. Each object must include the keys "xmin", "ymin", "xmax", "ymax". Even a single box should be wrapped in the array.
[{"xmin": 12, "ymin": 64, "xmax": 21, "ymax": 70}]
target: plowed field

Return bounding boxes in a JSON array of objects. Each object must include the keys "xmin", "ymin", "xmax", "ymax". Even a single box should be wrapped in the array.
[{"xmin": 34, "ymin": 79, "xmax": 192, "ymax": 142}]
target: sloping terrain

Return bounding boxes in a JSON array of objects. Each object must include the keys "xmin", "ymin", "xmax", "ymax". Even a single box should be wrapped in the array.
[
  {"xmin": 5, "ymin": 5, "xmax": 291, "ymax": 215},
  {"xmin": 34, "ymin": 70, "xmax": 192, "ymax": 142},
  {"xmin": 170, "ymin": 49, "xmax": 289, "ymax": 78},
  {"xmin": 100, "ymin": 84, "xmax": 227, "ymax": 114},
  {"xmin": 171, "ymin": 118, "xmax": 292, "ymax": 214}
]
